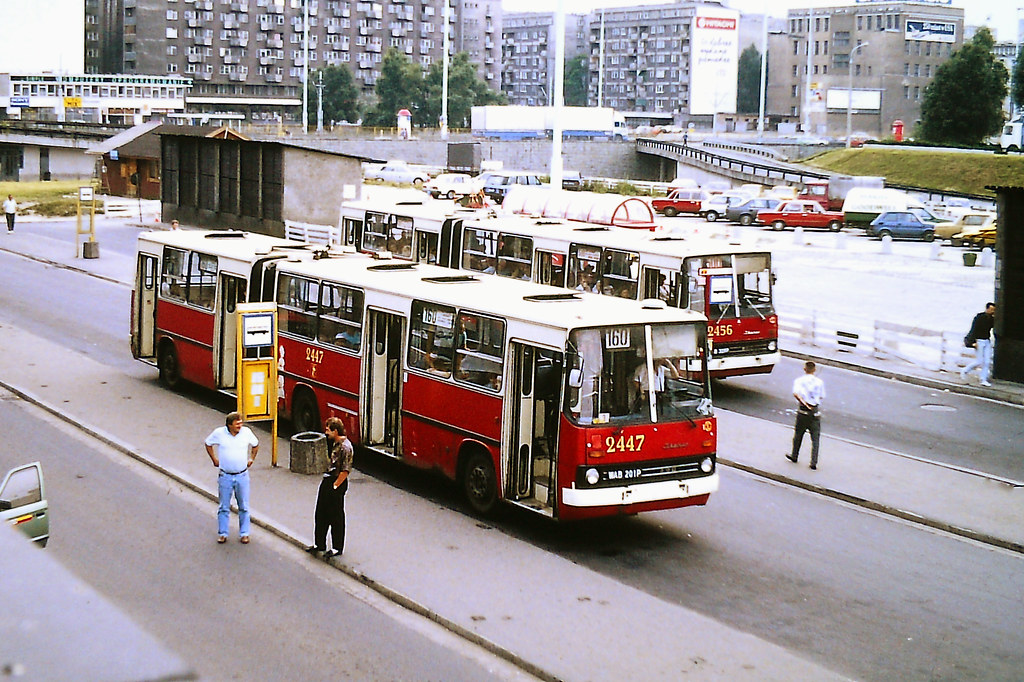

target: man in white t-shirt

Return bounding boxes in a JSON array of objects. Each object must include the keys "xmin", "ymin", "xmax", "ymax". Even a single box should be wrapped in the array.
[
  {"xmin": 4, "ymin": 194, "xmax": 17, "ymax": 233},
  {"xmin": 205, "ymin": 411, "xmax": 259, "ymax": 544},
  {"xmin": 787, "ymin": 361, "xmax": 826, "ymax": 470}
]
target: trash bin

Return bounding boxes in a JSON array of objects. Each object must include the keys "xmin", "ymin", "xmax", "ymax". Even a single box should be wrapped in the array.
[
  {"xmin": 962, "ymin": 252, "xmax": 977, "ymax": 267},
  {"xmin": 289, "ymin": 431, "xmax": 328, "ymax": 475}
]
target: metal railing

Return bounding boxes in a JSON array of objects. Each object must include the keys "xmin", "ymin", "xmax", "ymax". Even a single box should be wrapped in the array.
[{"xmin": 778, "ymin": 306, "xmax": 972, "ymax": 374}]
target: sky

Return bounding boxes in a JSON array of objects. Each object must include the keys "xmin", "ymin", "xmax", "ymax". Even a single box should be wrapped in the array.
[{"xmin": 499, "ymin": 0, "xmax": 1021, "ymax": 43}]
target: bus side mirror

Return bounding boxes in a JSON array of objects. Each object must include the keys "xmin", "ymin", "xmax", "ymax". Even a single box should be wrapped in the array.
[
  {"xmin": 0, "ymin": 499, "xmax": 11, "ymax": 511},
  {"xmin": 568, "ymin": 368, "xmax": 583, "ymax": 389}
]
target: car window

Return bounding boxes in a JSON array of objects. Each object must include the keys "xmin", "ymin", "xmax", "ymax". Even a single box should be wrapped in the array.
[{"xmin": 0, "ymin": 466, "xmax": 42, "ymax": 508}]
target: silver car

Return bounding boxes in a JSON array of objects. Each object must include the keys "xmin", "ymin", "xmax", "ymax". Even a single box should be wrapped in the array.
[{"xmin": 1, "ymin": 462, "xmax": 49, "ymax": 546}]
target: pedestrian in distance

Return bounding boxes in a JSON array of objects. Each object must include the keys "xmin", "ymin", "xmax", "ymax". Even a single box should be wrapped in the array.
[
  {"xmin": 308, "ymin": 416, "xmax": 353, "ymax": 559},
  {"xmin": 961, "ymin": 302, "xmax": 996, "ymax": 387},
  {"xmin": 787, "ymin": 361, "xmax": 825, "ymax": 470},
  {"xmin": 205, "ymin": 411, "xmax": 259, "ymax": 544},
  {"xmin": 4, "ymin": 194, "xmax": 17, "ymax": 233},
  {"xmin": 170, "ymin": 219, "xmax": 180, "ymax": 230}
]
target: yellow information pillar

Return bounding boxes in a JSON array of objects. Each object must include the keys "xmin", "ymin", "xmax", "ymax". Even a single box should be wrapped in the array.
[
  {"xmin": 236, "ymin": 303, "xmax": 280, "ymax": 466},
  {"xmin": 76, "ymin": 186, "xmax": 99, "ymax": 259}
]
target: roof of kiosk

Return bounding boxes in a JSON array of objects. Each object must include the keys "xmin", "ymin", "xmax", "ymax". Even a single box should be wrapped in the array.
[{"xmin": 502, "ymin": 186, "xmax": 657, "ymax": 229}]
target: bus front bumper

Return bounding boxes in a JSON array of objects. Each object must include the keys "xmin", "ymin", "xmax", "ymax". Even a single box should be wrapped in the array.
[{"xmin": 561, "ymin": 473, "xmax": 719, "ymax": 508}]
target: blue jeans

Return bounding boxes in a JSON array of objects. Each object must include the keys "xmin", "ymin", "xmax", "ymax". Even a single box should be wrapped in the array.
[
  {"xmin": 218, "ymin": 470, "xmax": 250, "ymax": 537},
  {"xmin": 963, "ymin": 338, "xmax": 993, "ymax": 383}
]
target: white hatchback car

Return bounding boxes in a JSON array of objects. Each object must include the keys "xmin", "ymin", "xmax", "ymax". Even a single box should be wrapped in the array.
[{"xmin": 425, "ymin": 173, "xmax": 474, "ymax": 199}]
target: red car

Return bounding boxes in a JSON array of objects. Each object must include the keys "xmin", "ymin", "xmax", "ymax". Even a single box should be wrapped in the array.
[
  {"xmin": 652, "ymin": 188, "xmax": 707, "ymax": 217},
  {"xmin": 756, "ymin": 200, "xmax": 844, "ymax": 231}
]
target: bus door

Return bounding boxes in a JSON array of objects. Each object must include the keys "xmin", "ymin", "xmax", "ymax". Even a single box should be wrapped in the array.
[
  {"xmin": 364, "ymin": 309, "xmax": 404, "ymax": 455},
  {"xmin": 506, "ymin": 343, "xmax": 562, "ymax": 510},
  {"xmin": 216, "ymin": 274, "xmax": 247, "ymax": 390},
  {"xmin": 415, "ymin": 229, "xmax": 439, "ymax": 264},
  {"xmin": 132, "ymin": 253, "xmax": 158, "ymax": 360}
]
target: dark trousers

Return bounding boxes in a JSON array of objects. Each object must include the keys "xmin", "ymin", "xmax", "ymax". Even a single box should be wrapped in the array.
[
  {"xmin": 791, "ymin": 412, "xmax": 821, "ymax": 466},
  {"xmin": 5, "ymin": 213, "xmax": 14, "ymax": 231},
  {"xmin": 314, "ymin": 476, "xmax": 347, "ymax": 552}
]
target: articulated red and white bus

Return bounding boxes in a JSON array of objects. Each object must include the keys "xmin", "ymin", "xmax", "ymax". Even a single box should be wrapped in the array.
[
  {"xmin": 339, "ymin": 194, "xmax": 779, "ymax": 377},
  {"xmin": 132, "ymin": 229, "xmax": 719, "ymax": 520}
]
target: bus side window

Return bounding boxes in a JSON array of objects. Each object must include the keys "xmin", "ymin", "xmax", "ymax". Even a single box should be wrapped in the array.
[
  {"xmin": 161, "ymin": 247, "xmax": 188, "ymax": 301},
  {"xmin": 318, "ymin": 283, "xmax": 363, "ymax": 352},
  {"xmin": 276, "ymin": 274, "xmax": 318, "ymax": 340},
  {"xmin": 408, "ymin": 301, "xmax": 456, "ymax": 377},
  {"xmin": 536, "ymin": 251, "xmax": 566, "ymax": 288},
  {"xmin": 454, "ymin": 313, "xmax": 505, "ymax": 391},
  {"xmin": 186, "ymin": 252, "xmax": 217, "ymax": 310}
]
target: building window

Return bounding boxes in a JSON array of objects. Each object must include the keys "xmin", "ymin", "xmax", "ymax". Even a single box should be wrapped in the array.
[{"xmin": 904, "ymin": 85, "xmax": 910, "ymax": 99}]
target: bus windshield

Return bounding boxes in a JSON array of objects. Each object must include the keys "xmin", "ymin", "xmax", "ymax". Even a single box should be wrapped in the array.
[
  {"xmin": 684, "ymin": 253, "xmax": 773, "ymax": 322},
  {"xmin": 567, "ymin": 323, "xmax": 711, "ymax": 426}
]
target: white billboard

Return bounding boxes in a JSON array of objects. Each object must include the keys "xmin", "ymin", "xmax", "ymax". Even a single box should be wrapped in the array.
[
  {"xmin": 905, "ymin": 19, "xmax": 957, "ymax": 43},
  {"xmin": 826, "ymin": 88, "xmax": 883, "ymax": 112},
  {"xmin": 689, "ymin": 7, "xmax": 739, "ymax": 116},
  {"xmin": 0, "ymin": 1, "xmax": 84, "ymax": 73}
]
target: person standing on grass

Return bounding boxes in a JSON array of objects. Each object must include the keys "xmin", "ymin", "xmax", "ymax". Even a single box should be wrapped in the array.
[{"xmin": 4, "ymin": 194, "xmax": 17, "ymax": 233}]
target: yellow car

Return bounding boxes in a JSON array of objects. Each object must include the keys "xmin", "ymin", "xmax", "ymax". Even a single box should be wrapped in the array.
[{"xmin": 940, "ymin": 211, "xmax": 996, "ymax": 243}]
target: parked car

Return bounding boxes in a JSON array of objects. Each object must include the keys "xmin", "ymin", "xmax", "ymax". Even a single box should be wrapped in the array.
[
  {"xmin": 651, "ymin": 188, "xmax": 707, "ymax": 217},
  {"xmin": 700, "ymin": 192, "xmax": 748, "ymax": 222},
  {"xmin": 867, "ymin": 211, "xmax": 937, "ymax": 241},
  {"xmin": 480, "ymin": 171, "xmax": 543, "ymax": 204},
  {"xmin": 756, "ymin": 200, "xmax": 845, "ymax": 231},
  {"xmin": 1, "ymin": 462, "xmax": 48, "ymax": 547},
  {"xmin": 364, "ymin": 160, "xmax": 431, "ymax": 186},
  {"xmin": 424, "ymin": 172, "xmax": 474, "ymax": 199},
  {"xmin": 726, "ymin": 197, "xmax": 781, "ymax": 226},
  {"xmin": 939, "ymin": 211, "xmax": 996, "ymax": 243},
  {"xmin": 561, "ymin": 170, "xmax": 585, "ymax": 190},
  {"xmin": 953, "ymin": 221, "xmax": 998, "ymax": 249}
]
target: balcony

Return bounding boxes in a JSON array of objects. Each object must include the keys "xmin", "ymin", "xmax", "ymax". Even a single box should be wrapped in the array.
[
  {"xmin": 265, "ymin": 73, "xmax": 282, "ymax": 82},
  {"xmin": 229, "ymin": 72, "xmax": 246, "ymax": 81}
]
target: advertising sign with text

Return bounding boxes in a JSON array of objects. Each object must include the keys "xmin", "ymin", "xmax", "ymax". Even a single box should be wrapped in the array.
[{"xmin": 689, "ymin": 7, "xmax": 739, "ymax": 116}]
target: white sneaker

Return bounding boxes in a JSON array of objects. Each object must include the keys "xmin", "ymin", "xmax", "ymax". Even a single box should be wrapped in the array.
[{"xmin": 980, "ymin": 380, "xmax": 992, "ymax": 387}]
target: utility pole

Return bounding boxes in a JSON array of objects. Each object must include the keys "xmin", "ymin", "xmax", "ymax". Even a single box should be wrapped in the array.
[
  {"xmin": 757, "ymin": 2, "xmax": 768, "ymax": 139},
  {"xmin": 846, "ymin": 42, "xmax": 869, "ymax": 148},
  {"xmin": 441, "ymin": 0, "xmax": 450, "ymax": 139},
  {"xmin": 316, "ymin": 70, "xmax": 324, "ymax": 133},
  {"xmin": 803, "ymin": 7, "xmax": 813, "ymax": 134},
  {"xmin": 302, "ymin": 0, "xmax": 309, "ymax": 134},
  {"xmin": 550, "ymin": 0, "xmax": 565, "ymax": 190}
]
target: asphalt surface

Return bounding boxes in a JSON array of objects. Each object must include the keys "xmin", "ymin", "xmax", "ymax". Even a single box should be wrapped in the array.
[{"xmin": 2, "ymin": 211, "xmax": 1023, "ymax": 681}]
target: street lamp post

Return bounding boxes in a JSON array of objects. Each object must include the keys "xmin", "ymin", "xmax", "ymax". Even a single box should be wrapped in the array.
[
  {"xmin": 316, "ymin": 71, "xmax": 324, "ymax": 133},
  {"xmin": 803, "ymin": 7, "xmax": 813, "ymax": 134},
  {"xmin": 846, "ymin": 42, "xmax": 869, "ymax": 148}
]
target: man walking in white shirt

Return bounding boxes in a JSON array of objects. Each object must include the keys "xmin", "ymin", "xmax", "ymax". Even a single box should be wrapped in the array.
[
  {"xmin": 787, "ymin": 361, "xmax": 826, "ymax": 470},
  {"xmin": 4, "ymin": 194, "xmax": 17, "ymax": 233}
]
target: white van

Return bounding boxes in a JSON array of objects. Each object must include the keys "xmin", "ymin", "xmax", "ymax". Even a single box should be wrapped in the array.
[{"xmin": 842, "ymin": 188, "xmax": 926, "ymax": 229}]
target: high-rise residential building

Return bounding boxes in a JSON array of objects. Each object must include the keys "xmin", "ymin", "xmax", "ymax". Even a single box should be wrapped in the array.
[
  {"xmin": 587, "ymin": 2, "xmax": 739, "ymax": 119},
  {"xmin": 766, "ymin": 2, "xmax": 964, "ymax": 138},
  {"xmin": 501, "ymin": 12, "xmax": 587, "ymax": 106},
  {"xmin": 84, "ymin": 0, "xmax": 502, "ymax": 122}
]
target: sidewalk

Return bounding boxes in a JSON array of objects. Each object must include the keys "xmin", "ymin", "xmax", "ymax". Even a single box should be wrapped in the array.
[{"xmin": 2, "ymin": 217, "xmax": 1022, "ymax": 678}]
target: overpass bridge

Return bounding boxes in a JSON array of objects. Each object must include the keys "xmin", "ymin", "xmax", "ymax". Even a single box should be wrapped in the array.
[{"xmin": 635, "ymin": 137, "xmax": 994, "ymax": 208}]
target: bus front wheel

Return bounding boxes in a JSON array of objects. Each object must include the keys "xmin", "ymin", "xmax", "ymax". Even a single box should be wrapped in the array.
[
  {"xmin": 463, "ymin": 451, "xmax": 497, "ymax": 515},
  {"xmin": 158, "ymin": 343, "xmax": 182, "ymax": 390},
  {"xmin": 291, "ymin": 389, "xmax": 321, "ymax": 434}
]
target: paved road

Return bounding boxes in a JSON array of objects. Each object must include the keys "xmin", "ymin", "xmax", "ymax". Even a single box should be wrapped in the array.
[
  {"xmin": 3, "ymin": 227, "xmax": 1024, "ymax": 680},
  {"xmin": 0, "ymin": 392, "xmax": 534, "ymax": 682}
]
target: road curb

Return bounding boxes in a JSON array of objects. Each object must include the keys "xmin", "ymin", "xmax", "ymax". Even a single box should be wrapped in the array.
[
  {"xmin": 0, "ymin": 376, "xmax": 559, "ymax": 682},
  {"xmin": 720, "ymin": 457, "xmax": 1024, "ymax": 555}
]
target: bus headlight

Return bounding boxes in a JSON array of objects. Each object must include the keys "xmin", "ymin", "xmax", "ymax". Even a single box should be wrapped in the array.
[
  {"xmin": 585, "ymin": 468, "xmax": 600, "ymax": 485},
  {"xmin": 768, "ymin": 340, "xmax": 777, "ymax": 352},
  {"xmin": 700, "ymin": 457, "xmax": 714, "ymax": 473}
]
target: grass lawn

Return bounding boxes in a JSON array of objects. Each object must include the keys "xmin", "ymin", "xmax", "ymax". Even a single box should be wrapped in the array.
[
  {"xmin": 803, "ymin": 148, "xmax": 1024, "ymax": 197},
  {"xmin": 0, "ymin": 180, "xmax": 103, "ymax": 216}
]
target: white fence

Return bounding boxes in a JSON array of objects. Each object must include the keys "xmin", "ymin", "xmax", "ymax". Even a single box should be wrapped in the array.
[
  {"xmin": 284, "ymin": 220, "xmax": 340, "ymax": 245},
  {"xmin": 778, "ymin": 307, "xmax": 973, "ymax": 374}
]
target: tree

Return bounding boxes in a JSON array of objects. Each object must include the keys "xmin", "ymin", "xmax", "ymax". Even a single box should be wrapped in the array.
[
  {"xmin": 1012, "ymin": 45, "xmax": 1024, "ymax": 115},
  {"xmin": 305, "ymin": 65, "xmax": 360, "ymax": 126},
  {"xmin": 736, "ymin": 44, "xmax": 762, "ymax": 114},
  {"xmin": 564, "ymin": 55, "xmax": 589, "ymax": 106},
  {"xmin": 363, "ymin": 49, "xmax": 424, "ymax": 127},
  {"xmin": 918, "ymin": 28, "xmax": 1008, "ymax": 145},
  {"xmin": 420, "ymin": 52, "xmax": 506, "ymax": 129}
]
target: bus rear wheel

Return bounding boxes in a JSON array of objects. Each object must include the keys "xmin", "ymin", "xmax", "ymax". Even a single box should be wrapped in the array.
[
  {"xmin": 291, "ymin": 389, "xmax": 321, "ymax": 434},
  {"xmin": 157, "ymin": 343, "xmax": 182, "ymax": 390},
  {"xmin": 463, "ymin": 451, "xmax": 497, "ymax": 515}
]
